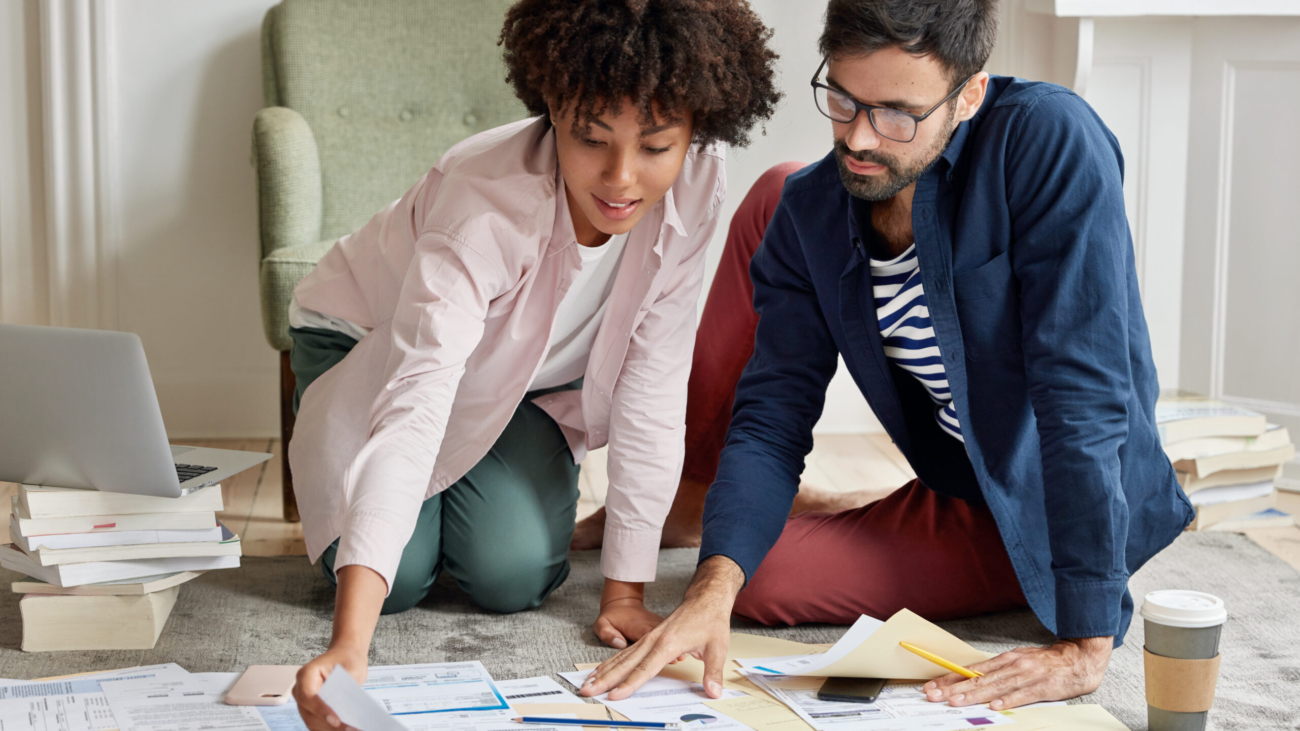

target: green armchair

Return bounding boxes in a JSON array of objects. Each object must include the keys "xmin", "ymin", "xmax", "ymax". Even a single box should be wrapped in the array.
[{"xmin": 253, "ymin": 0, "xmax": 525, "ymax": 520}]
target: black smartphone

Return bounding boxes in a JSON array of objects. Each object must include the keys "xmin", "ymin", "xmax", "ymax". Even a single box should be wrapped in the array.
[{"xmin": 816, "ymin": 676, "xmax": 888, "ymax": 704}]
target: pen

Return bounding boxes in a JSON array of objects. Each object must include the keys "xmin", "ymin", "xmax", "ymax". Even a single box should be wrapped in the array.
[
  {"xmin": 513, "ymin": 717, "xmax": 682, "ymax": 729},
  {"xmin": 898, "ymin": 641, "xmax": 983, "ymax": 679}
]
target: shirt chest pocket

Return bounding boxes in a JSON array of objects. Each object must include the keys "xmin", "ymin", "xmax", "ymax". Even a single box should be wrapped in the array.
[{"xmin": 953, "ymin": 250, "xmax": 1022, "ymax": 363}]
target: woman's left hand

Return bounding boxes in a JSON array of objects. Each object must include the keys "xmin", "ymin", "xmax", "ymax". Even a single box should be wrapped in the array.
[{"xmin": 594, "ymin": 597, "xmax": 665, "ymax": 649}]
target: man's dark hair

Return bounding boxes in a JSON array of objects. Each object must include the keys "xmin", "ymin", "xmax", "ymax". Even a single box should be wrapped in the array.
[
  {"xmin": 819, "ymin": 0, "xmax": 999, "ymax": 83},
  {"xmin": 500, "ymin": 0, "xmax": 781, "ymax": 148}
]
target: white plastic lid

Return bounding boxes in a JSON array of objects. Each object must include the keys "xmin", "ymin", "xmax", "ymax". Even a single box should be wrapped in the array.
[{"xmin": 1140, "ymin": 590, "xmax": 1227, "ymax": 628}]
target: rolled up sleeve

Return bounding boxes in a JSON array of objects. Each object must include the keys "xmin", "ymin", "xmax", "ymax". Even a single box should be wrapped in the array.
[{"xmin": 699, "ymin": 199, "xmax": 840, "ymax": 583}]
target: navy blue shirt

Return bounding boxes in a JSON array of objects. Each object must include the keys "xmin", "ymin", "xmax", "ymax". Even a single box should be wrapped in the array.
[{"xmin": 699, "ymin": 77, "xmax": 1194, "ymax": 642}]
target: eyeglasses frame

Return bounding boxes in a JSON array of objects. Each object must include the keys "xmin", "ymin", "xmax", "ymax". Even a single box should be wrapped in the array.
[{"xmin": 810, "ymin": 57, "xmax": 974, "ymax": 143}]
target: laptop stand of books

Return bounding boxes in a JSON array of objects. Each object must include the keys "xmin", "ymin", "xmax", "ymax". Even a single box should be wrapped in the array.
[
  {"xmin": 1158, "ymin": 390, "xmax": 1297, "ymax": 531},
  {"xmin": 3, "ymin": 484, "xmax": 240, "ymax": 652}
]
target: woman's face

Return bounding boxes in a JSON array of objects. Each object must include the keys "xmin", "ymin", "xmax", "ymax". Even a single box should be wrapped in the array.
[{"xmin": 551, "ymin": 99, "xmax": 693, "ymax": 247}]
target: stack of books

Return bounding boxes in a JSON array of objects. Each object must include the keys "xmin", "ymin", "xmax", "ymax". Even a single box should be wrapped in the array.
[
  {"xmin": 2, "ymin": 484, "xmax": 240, "ymax": 651},
  {"xmin": 1157, "ymin": 391, "xmax": 1297, "ymax": 531}
]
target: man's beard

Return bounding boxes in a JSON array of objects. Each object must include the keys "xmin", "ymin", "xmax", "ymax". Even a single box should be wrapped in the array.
[{"xmin": 833, "ymin": 105, "xmax": 957, "ymax": 201}]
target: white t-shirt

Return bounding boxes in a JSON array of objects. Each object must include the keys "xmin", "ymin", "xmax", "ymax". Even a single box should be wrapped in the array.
[
  {"xmin": 287, "ymin": 232, "xmax": 629, "ymax": 392},
  {"xmin": 529, "ymin": 232, "xmax": 629, "ymax": 390}
]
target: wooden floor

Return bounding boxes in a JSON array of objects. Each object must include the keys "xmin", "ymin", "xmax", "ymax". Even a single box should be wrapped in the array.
[{"xmin": 3, "ymin": 435, "xmax": 1298, "ymax": 571}]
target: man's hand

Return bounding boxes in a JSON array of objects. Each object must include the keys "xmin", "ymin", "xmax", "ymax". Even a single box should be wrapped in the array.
[
  {"xmin": 593, "ymin": 579, "xmax": 664, "ymax": 649},
  {"xmin": 923, "ymin": 637, "xmax": 1112, "ymax": 710},
  {"xmin": 582, "ymin": 556, "xmax": 745, "ymax": 701},
  {"xmin": 293, "ymin": 644, "xmax": 368, "ymax": 730}
]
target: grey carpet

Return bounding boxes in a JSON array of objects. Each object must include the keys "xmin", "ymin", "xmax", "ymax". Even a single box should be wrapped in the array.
[{"xmin": 0, "ymin": 532, "xmax": 1296, "ymax": 730}]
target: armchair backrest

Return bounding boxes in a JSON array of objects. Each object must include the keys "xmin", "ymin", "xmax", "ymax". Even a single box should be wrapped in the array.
[{"xmin": 261, "ymin": 0, "xmax": 526, "ymax": 242}]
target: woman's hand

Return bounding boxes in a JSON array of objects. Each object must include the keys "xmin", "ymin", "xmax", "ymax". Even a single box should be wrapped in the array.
[
  {"xmin": 293, "ymin": 644, "xmax": 369, "ymax": 730},
  {"xmin": 594, "ymin": 578, "xmax": 663, "ymax": 649},
  {"xmin": 594, "ymin": 597, "xmax": 665, "ymax": 649},
  {"xmin": 294, "ymin": 564, "xmax": 387, "ymax": 730}
]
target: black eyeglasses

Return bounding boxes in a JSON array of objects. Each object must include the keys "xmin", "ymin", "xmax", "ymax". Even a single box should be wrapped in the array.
[{"xmin": 810, "ymin": 58, "xmax": 972, "ymax": 143}]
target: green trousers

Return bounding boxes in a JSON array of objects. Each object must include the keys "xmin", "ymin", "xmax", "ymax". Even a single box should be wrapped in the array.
[{"xmin": 289, "ymin": 326, "xmax": 580, "ymax": 615}]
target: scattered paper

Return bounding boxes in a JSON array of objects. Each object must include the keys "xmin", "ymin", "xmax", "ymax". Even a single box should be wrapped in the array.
[
  {"xmin": 560, "ymin": 668, "xmax": 750, "ymax": 730},
  {"xmin": 742, "ymin": 670, "xmax": 1012, "ymax": 731},
  {"xmin": 0, "ymin": 664, "xmax": 190, "ymax": 731},
  {"xmin": 737, "ymin": 611, "xmax": 990, "ymax": 680},
  {"xmin": 359, "ymin": 662, "xmax": 514, "ymax": 728},
  {"xmin": 100, "ymin": 672, "xmax": 268, "ymax": 731},
  {"xmin": 996, "ymin": 704, "xmax": 1129, "ymax": 730},
  {"xmin": 497, "ymin": 676, "xmax": 585, "ymax": 705},
  {"xmin": 704, "ymin": 694, "xmax": 815, "ymax": 731}
]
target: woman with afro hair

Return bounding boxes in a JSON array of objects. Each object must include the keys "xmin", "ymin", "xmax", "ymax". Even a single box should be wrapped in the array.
[{"xmin": 287, "ymin": 1, "xmax": 780, "ymax": 725}]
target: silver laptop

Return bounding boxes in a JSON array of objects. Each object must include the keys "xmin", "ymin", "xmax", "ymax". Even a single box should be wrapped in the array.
[{"xmin": 0, "ymin": 323, "xmax": 272, "ymax": 497}]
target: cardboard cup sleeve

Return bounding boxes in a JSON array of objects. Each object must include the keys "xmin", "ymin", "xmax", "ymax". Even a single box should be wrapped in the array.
[{"xmin": 1143, "ymin": 649, "xmax": 1221, "ymax": 713}]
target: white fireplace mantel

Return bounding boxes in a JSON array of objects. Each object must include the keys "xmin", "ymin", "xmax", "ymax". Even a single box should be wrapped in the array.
[
  {"xmin": 1027, "ymin": 0, "xmax": 1300, "ymax": 17},
  {"xmin": 1029, "ymin": 0, "xmax": 1300, "ymax": 95}
]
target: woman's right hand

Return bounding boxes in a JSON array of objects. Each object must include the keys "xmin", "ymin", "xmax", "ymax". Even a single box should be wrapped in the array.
[{"xmin": 293, "ymin": 644, "xmax": 369, "ymax": 730}]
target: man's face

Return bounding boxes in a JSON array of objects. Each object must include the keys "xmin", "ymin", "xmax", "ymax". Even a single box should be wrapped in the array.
[{"xmin": 827, "ymin": 47, "xmax": 978, "ymax": 201}]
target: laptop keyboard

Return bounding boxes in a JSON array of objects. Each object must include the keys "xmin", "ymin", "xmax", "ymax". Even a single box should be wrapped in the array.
[{"xmin": 176, "ymin": 463, "xmax": 217, "ymax": 483}]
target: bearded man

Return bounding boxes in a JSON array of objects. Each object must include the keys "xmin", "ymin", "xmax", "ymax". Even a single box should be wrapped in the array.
[{"xmin": 580, "ymin": 0, "xmax": 1192, "ymax": 710}]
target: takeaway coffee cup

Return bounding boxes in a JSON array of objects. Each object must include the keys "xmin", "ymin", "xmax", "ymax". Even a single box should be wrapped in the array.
[{"xmin": 1140, "ymin": 590, "xmax": 1227, "ymax": 731}]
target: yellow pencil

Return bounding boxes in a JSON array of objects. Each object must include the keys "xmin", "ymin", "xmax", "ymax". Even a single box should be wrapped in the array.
[{"xmin": 899, "ymin": 642, "xmax": 983, "ymax": 679}]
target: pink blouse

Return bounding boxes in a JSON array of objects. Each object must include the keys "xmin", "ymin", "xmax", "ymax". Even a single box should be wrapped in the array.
[{"xmin": 288, "ymin": 117, "xmax": 725, "ymax": 593}]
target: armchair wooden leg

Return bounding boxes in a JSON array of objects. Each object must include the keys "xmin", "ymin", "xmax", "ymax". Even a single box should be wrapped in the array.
[{"xmin": 280, "ymin": 351, "xmax": 301, "ymax": 523}]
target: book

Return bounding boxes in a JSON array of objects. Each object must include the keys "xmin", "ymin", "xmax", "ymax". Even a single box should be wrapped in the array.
[
  {"xmin": 1203, "ymin": 507, "xmax": 1295, "ymax": 532},
  {"xmin": 1188, "ymin": 479, "xmax": 1276, "ymax": 507},
  {"xmin": 12, "ymin": 570, "xmax": 203, "ymax": 596},
  {"xmin": 1156, "ymin": 393, "xmax": 1267, "ymax": 445},
  {"xmin": 1163, "ymin": 424, "xmax": 1292, "ymax": 462},
  {"xmin": 19, "ymin": 585, "xmax": 180, "ymax": 651},
  {"xmin": 1173, "ymin": 443, "xmax": 1296, "ymax": 480},
  {"xmin": 11, "ymin": 518, "xmax": 224, "ymax": 552},
  {"xmin": 0, "ymin": 543, "xmax": 239, "ymax": 587},
  {"xmin": 23, "ymin": 525, "xmax": 239, "ymax": 567},
  {"xmin": 1187, "ymin": 491, "xmax": 1277, "ymax": 531},
  {"xmin": 9, "ymin": 496, "xmax": 218, "ymax": 537},
  {"xmin": 1176, "ymin": 464, "xmax": 1283, "ymax": 494},
  {"xmin": 18, "ymin": 483, "xmax": 223, "ymax": 519}
]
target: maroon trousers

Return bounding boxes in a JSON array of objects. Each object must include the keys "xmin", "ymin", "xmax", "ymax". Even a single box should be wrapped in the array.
[{"xmin": 681, "ymin": 163, "xmax": 1027, "ymax": 626}]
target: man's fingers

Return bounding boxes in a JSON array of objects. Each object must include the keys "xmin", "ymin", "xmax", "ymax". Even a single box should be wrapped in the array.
[
  {"xmin": 988, "ymin": 686, "xmax": 1043, "ymax": 711},
  {"xmin": 701, "ymin": 639, "xmax": 729, "ymax": 699},
  {"xmin": 925, "ymin": 651, "xmax": 1021, "ymax": 700},
  {"xmin": 586, "ymin": 643, "xmax": 650, "ymax": 696},
  {"xmin": 607, "ymin": 646, "xmax": 680, "ymax": 701}
]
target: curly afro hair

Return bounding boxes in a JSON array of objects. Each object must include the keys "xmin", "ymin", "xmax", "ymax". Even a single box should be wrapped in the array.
[{"xmin": 499, "ymin": 0, "xmax": 781, "ymax": 149}]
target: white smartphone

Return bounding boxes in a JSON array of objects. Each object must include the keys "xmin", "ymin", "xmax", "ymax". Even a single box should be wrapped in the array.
[{"xmin": 224, "ymin": 665, "xmax": 300, "ymax": 706}]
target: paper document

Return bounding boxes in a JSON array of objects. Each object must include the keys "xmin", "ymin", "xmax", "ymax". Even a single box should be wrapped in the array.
[
  {"xmin": 319, "ymin": 665, "xmax": 406, "ymax": 731},
  {"xmin": 741, "ymin": 670, "xmax": 1012, "ymax": 731},
  {"xmin": 101, "ymin": 672, "xmax": 269, "ymax": 731},
  {"xmin": 560, "ymin": 668, "xmax": 751, "ymax": 730},
  {"xmin": 995, "ymin": 704, "xmax": 1129, "ymax": 730},
  {"xmin": 358, "ymin": 661, "xmax": 514, "ymax": 727},
  {"xmin": 0, "ymin": 663, "xmax": 190, "ymax": 731},
  {"xmin": 496, "ymin": 676, "xmax": 585, "ymax": 705},
  {"xmin": 737, "ymin": 611, "xmax": 991, "ymax": 680}
]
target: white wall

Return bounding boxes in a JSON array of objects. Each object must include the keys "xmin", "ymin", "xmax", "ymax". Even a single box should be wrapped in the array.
[{"xmin": 2, "ymin": 1, "xmax": 1296, "ymax": 454}]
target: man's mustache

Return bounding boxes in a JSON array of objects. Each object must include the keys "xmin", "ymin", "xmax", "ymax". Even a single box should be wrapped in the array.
[{"xmin": 834, "ymin": 140, "xmax": 896, "ymax": 171}]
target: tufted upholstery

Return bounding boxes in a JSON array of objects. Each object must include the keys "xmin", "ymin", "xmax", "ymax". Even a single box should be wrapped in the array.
[{"xmin": 254, "ymin": 0, "xmax": 526, "ymax": 351}]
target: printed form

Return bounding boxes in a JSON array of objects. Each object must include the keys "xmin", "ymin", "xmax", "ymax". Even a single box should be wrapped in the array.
[{"xmin": 0, "ymin": 663, "xmax": 190, "ymax": 731}]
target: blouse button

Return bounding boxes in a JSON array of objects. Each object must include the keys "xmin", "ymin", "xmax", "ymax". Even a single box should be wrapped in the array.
[{"xmin": 399, "ymin": 109, "xmax": 413, "ymax": 122}]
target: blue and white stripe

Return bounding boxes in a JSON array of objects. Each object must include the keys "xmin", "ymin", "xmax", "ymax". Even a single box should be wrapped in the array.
[{"xmin": 870, "ymin": 245, "xmax": 963, "ymax": 442}]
